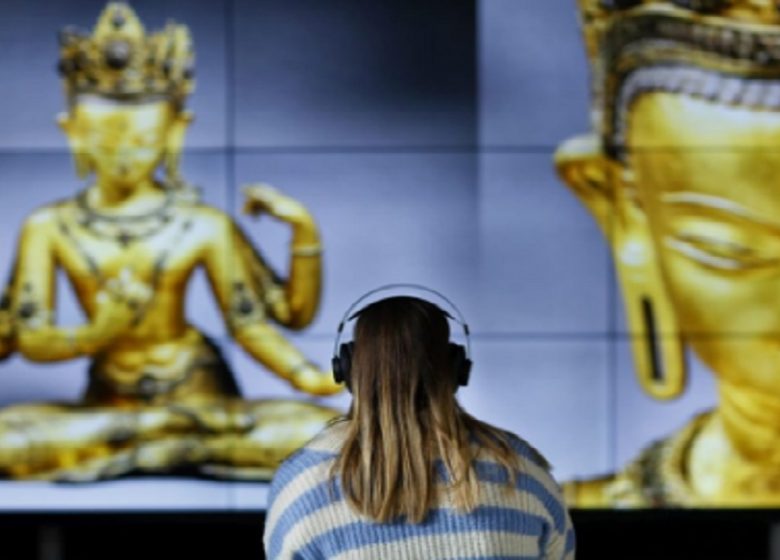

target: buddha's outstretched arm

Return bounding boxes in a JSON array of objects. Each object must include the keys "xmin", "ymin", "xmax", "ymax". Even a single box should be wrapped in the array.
[
  {"xmin": 234, "ymin": 321, "xmax": 341, "ymax": 396},
  {"xmin": 241, "ymin": 185, "xmax": 322, "ymax": 329},
  {"xmin": 0, "ymin": 255, "xmax": 19, "ymax": 360},
  {"xmin": 13, "ymin": 210, "xmax": 149, "ymax": 362},
  {"xmin": 204, "ymin": 214, "xmax": 340, "ymax": 396}
]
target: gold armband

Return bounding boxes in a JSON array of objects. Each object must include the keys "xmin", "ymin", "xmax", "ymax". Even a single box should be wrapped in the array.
[{"xmin": 291, "ymin": 244, "xmax": 322, "ymax": 257}]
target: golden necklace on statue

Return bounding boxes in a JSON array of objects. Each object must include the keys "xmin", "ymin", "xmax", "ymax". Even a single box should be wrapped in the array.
[
  {"xmin": 73, "ymin": 188, "xmax": 177, "ymax": 247},
  {"xmin": 57, "ymin": 190, "xmax": 195, "ymax": 289}
]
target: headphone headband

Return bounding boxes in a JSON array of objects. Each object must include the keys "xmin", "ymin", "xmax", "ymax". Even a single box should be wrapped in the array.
[{"xmin": 332, "ymin": 283, "xmax": 472, "ymax": 360}]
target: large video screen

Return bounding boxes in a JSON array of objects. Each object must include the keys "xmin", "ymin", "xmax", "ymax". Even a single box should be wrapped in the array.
[{"xmin": 0, "ymin": 0, "xmax": 764, "ymax": 510}]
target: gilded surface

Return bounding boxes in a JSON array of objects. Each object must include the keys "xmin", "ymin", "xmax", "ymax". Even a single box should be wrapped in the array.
[
  {"xmin": 558, "ymin": 0, "xmax": 780, "ymax": 506},
  {"xmin": 0, "ymin": 3, "xmax": 342, "ymax": 481}
]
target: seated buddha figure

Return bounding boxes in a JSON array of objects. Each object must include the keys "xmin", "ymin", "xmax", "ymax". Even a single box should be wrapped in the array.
[
  {"xmin": 557, "ymin": 0, "xmax": 780, "ymax": 506},
  {"xmin": 0, "ymin": 3, "xmax": 341, "ymax": 481}
]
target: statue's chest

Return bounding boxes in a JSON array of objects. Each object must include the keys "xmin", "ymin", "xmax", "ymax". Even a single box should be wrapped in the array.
[{"xmin": 54, "ymin": 208, "xmax": 200, "ymax": 287}]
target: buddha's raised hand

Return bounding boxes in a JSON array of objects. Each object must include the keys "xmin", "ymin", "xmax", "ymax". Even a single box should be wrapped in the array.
[{"xmin": 241, "ymin": 184, "xmax": 315, "ymax": 227}]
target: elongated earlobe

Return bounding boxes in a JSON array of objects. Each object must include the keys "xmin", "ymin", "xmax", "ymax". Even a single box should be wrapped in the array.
[
  {"xmin": 164, "ymin": 110, "xmax": 193, "ymax": 188},
  {"xmin": 619, "ymin": 252, "xmax": 687, "ymax": 400},
  {"xmin": 556, "ymin": 134, "xmax": 686, "ymax": 400},
  {"xmin": 612, "ymin": 189, "xmax": 687, "ymax": 399}
]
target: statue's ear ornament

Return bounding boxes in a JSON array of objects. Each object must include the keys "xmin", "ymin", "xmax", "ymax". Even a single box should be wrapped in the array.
[
  {"xmin": 555, "ymin": 136, "xmax": 688, "ymax": 400},
  {"xmin": 611, "ymin": 173, "xmax": 688, "ymax": 400},
  {"xmin": 57, "ymin": 2, "xmax": 195, "ymax": 105}
]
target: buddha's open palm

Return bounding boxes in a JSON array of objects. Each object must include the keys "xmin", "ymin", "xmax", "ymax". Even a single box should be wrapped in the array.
[{"xmin": 90, "ymin": 268, "xmax": 152, "ymax": 350}]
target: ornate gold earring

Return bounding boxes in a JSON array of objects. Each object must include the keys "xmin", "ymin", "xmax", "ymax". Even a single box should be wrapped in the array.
[{"xmin": 163, "ymin": 149, "xmax": 183, "ymax": 189}]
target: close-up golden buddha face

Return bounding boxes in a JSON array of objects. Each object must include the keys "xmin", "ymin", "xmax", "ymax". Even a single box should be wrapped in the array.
[
  {"xmin": 557, "ymin": 0, "xmax": 780, "ymax": 402},
  {"xmin": 627, "ymin": 92, "xmax": 780, "ymax": 396},
  {"xmin": 60, "ymin": 96, "xmax": 185, "ymax": 186}
]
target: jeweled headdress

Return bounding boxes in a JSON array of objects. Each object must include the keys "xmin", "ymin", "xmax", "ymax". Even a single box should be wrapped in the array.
[
  {"xmin": 578, "ymin": 0, "xmax": 780, "ymax": 157},
  {"xmin": 57, "ymin": 2, "xmax": 194, "ymax": 106}
]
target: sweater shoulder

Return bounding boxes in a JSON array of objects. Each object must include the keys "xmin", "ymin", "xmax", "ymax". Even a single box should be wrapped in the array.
[
  {"xmin": 268, "ymin": 423, "xmax": 346, "ymax": 505},
  {"xmin": 501, "ymin": 431, "xmax": 553, "ymax": 473}
]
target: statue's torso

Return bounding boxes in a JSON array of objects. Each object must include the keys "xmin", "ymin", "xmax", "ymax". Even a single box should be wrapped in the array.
[
  {"xmin": 53, "ymin": 190, "xmax": 205, "ymax": 336},
  {"xmin": 43, "ymin": 189, "xmax": 241, "ymax": 404}
]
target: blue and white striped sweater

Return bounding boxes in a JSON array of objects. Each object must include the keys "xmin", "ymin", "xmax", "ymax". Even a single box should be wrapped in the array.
[{"xmin": 264, "ymin": 424, "xmax": 575, "ymax": 559}]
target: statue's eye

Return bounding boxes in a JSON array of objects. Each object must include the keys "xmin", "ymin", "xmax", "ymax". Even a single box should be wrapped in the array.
[
  {"xmin": 665, "ymin": 231, "xmax": 780, "ymax": 272},
  {"xmin": 678, "ymin": 234, "xmax": 750, "ymax": 258}
]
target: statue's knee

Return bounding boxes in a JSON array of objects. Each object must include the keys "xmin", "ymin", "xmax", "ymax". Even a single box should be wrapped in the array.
[{"xmin": 0, "ymin": 423, "xmax": 34, "ymax": 470}]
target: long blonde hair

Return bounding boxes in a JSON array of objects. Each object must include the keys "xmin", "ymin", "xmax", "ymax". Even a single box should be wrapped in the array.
[{"xmin": 332, "ymin": 296, "xmax": 521, "ymax": 523}]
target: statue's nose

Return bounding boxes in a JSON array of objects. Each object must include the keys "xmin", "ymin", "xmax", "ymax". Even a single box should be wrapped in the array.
[
  {"xmin": 109, "ymin": 146, "xmax": 133, "ymax": 175},
  {"xmin": 113, "ymin": 142, "xmax": 134, "ymax": 162}
]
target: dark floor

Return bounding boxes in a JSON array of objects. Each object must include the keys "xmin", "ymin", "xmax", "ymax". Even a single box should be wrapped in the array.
[
  {"xmin": 1, "ymin": 513, "xmax": 266, "ymax": 560},
  {"xmin": 573, "ymin": 510, "xmax": 774, "ymax": 560},
  {"xmin": 1, "ymin": 510, "xmax": 778, "ymax": 560}
]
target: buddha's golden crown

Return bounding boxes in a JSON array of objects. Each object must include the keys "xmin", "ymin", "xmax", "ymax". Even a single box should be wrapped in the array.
[
  {"xmin": 578, "ymin": 0, "xmax": 780, "ymax": 154},
  {"xmin": 579, "ymin": 1, "xmax": 780, "ymax": 63},
  {"xmin": 58, "ymin": 2, "xmax": 194, "ymax": 104}
]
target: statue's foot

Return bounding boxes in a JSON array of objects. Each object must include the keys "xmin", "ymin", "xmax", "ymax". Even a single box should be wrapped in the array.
[
  {"xmin": 48, "ymin": 447, "xmax": 277, "ymax": 482},
  {"xmin": 50, "ymin": 437, "xmax": 208, "ymax": 482},
  {"xmin": 166, "ymin": 403, "xmax": 257, "ymax": 434},
  {"xmin": 50, "ymin": 449, "xmax": 137, "ymax": 483}
]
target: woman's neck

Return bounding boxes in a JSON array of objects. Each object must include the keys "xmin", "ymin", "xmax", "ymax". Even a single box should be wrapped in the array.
[{"xmin": 687, "ymin": 381, "xmax": 780, "ymax": 504}]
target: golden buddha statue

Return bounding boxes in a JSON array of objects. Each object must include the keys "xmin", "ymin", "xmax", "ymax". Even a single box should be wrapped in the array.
[
  {"xmin": 0, "ymin": 3, "xmax": 342, "ymax": 482},
  {"xmin": 557, "ymin": 0, "xmax": 780, "ymax": 507}
]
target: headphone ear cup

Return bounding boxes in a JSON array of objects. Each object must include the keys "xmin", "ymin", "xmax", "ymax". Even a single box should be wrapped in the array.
[
  {"xmin": 331, "ymin": 356, "xmax": 343, "ymax": 385},
  {"xmin": 333, "ymin": 342, "xmax": 354, "ymax": 389},
  {"xmin": 461, "ymin": 357, "xmax": 472, "ymax": 387},
  {"xmin": 448, "ymin": 343, "xmax": 471, "ymax": 387}
]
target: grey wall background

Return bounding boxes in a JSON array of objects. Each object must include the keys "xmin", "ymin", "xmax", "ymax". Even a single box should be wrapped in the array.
[{"xmin": 0, "ymin": 0, "xmax": 717, "ymax": 508}]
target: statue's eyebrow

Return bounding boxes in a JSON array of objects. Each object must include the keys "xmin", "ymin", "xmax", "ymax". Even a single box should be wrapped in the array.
[{"xmin": 660, "ymin": 192, "xmax": 780, "ymax": 235}]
